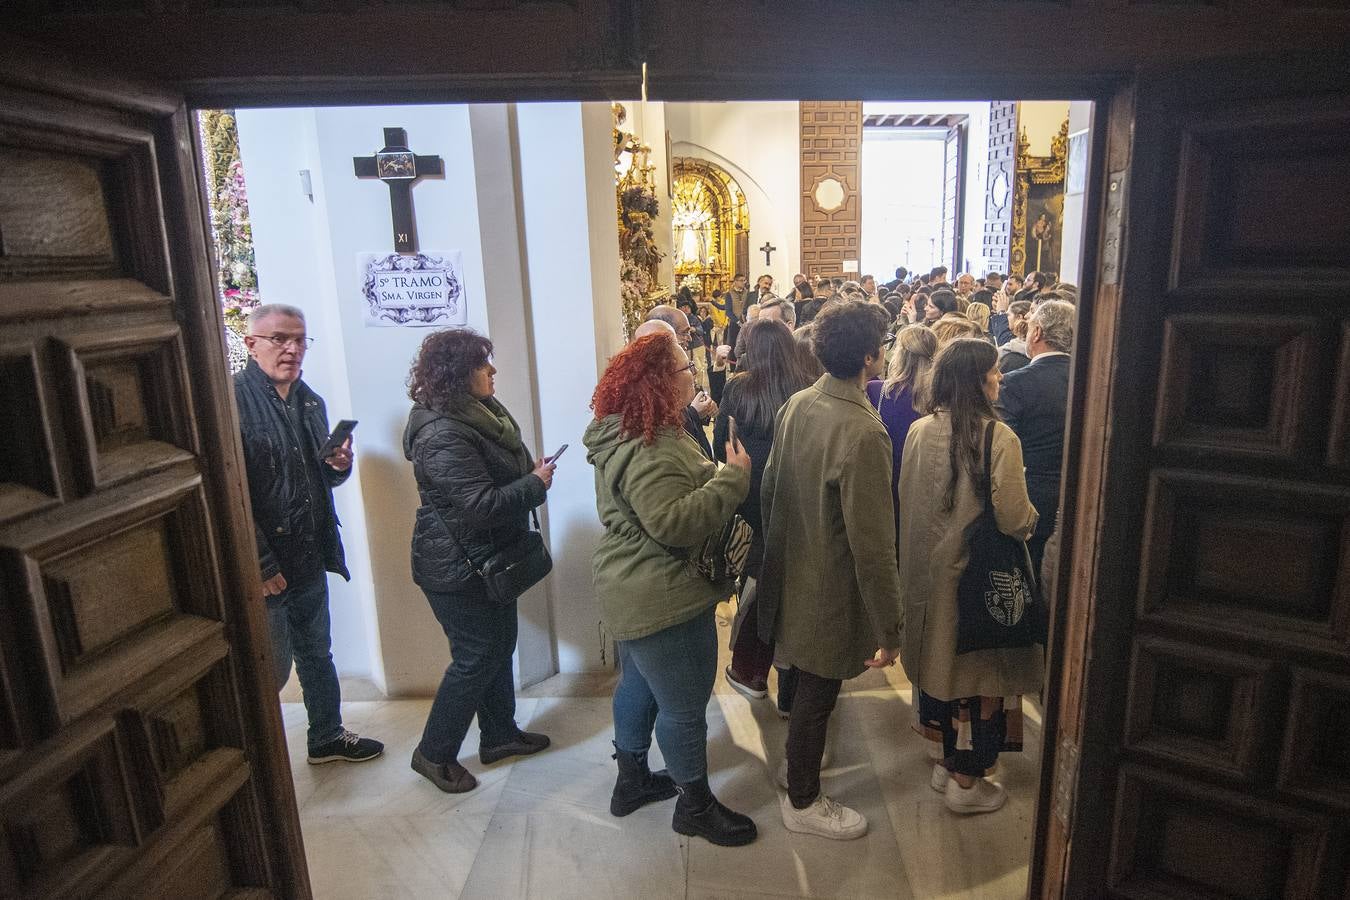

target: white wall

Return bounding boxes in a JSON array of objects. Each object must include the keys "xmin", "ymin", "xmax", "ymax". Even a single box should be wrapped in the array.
[
  {"xmin": 236, "ymin": 108, "xmax": 385, "ymax": 693},
  {"xmin": 1058, "ymin": 101, "xmax": 1095, "ymax": 285},
  {"xmin": 238, "ymin": 101, "xmax": 623, "ymax": 695},
  {"xmin": 665, "ymin": 102, "xmax": 800, "ymax": 290},
  {"xmin": 517, "ymin": 102, "xmax": 623, "ymax": 672}
]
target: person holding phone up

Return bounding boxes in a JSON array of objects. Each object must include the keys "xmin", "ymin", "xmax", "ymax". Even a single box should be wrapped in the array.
[
  {"xmin": 585, "ymin": 333, "xmax": 758, "ymax": 847},
  {"xmin": 403, "ymin": 328, "xmax": 556, "ymax": 794},
  {"xmin": 235, "ymin": 304, "xmax": 384, "ymax": 765}
]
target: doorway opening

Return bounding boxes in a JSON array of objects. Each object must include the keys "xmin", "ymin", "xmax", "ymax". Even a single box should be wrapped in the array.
[{"xmin": 195, "ymin": 94, "xmax": 1099, "ymax": 899}]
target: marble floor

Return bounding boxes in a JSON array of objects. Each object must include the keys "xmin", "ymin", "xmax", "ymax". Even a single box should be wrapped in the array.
[{"xmin": 282, "ymin": 614, "xmax": 1041, "ymax": 899}]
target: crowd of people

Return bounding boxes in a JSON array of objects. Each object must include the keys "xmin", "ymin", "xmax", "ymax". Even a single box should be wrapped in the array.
[{"xmin": 232, "ymin": 259, "xmax": 1077, "ymax": 852}]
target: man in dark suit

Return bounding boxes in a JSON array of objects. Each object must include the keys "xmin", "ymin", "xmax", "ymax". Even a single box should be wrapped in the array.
[{"xmin": 996, "ymin": 299, "xmax": 1076, "ymax": 573}]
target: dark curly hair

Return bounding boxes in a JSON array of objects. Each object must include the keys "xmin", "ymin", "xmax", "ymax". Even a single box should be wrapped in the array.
[
  {"xmin": 591, "ymin": 334, "xmax": 685, "ymax": 445},
  {"xmin": 811, "ymin": 300, "xmax": 889, "ymax": 379},
  {"xmin": 407, "ymin": 328, "xmax": 493, "ymax": 412}
]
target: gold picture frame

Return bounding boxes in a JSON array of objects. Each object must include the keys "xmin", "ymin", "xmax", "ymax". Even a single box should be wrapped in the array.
[{"xmin": 1011, "ymin": 118, "xmax": 1069, "ymax": 279}]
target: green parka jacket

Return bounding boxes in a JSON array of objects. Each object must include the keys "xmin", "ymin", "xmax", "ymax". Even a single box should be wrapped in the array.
[
  {"xmin": 584, "ymin": 414, "xmax": 750, "ymax": 641},
  {"xmin": 757, "ymin": 375, "xmax": 904, "ymax": 680}
]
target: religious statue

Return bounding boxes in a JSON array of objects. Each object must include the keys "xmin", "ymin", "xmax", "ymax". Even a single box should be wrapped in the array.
[{"xmin": 672, "ymin": 177, "xmax": 716, "ymax": 270}]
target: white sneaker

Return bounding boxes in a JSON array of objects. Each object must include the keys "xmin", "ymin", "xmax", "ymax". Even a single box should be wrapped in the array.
[
  {"xmin": 944, "ymin": 777, "xmax": 1007, "ymax": 815},
  {"xmin": 780, "ymin": 792, "xmax": 868, "ymax": 840},
  {"xmin": 930, "ymin": 764, "xmax": 950, "ymax": 793}
]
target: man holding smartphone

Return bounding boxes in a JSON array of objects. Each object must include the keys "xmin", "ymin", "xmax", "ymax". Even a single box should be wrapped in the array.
[{"xmin": 235, "ymin": 304, "xmax": 383, "ymax": 765}]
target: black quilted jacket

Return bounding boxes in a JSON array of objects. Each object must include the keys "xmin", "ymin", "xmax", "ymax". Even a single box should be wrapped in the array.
[
  {"xmin": 234, "ymin": 360, "xmax": 349, "ymax": 583},
  {"xmin": 402, "ymin": 403, "xmax": 547, "ymax": 593}
]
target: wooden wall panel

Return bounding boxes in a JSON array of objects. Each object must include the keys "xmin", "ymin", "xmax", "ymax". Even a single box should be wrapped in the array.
[
  {"xmin": 0, "ymin": 57, "xmax": 305, "ymax": 898},
  {"xmin": 799, "ymin": 101, "xmax": 861, "ymax": 279}
]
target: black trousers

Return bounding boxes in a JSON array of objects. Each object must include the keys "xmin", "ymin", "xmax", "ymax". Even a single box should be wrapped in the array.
[{"xmin": 784, "ymin": 669, "xmax": 842, "ymax": 808}]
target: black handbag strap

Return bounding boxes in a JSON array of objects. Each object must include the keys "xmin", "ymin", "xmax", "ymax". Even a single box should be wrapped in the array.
[{"xmin": 421, "ymin": 485, "xmax": 540, "ymax": 579}]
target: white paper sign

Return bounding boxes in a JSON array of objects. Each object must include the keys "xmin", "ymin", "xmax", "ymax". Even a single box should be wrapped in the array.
[{"xmin": 359, "ymin": 251, "xmax": 466, "ymax": 327}]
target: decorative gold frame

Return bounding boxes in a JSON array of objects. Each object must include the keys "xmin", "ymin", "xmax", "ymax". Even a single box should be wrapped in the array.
[
  {"xmin": 1011, "ymin": 118, "xmax": 1069, "ymax": 278},
  {"xmin": 670, "ymin": 156, "xmax": 748, "ymax": 295}
]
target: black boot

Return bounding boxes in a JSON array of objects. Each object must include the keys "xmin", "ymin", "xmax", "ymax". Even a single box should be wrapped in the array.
[
  {"xmin": 672, "ymin": 776, "xmax": 758, "ymax": 846},
  {"xmin": 610, "ymin": 744, "xmax": 678, "ymax": 817}
]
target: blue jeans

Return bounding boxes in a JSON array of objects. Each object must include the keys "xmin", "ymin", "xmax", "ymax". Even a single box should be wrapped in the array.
[
  {"xmin": 612, "ymin": 607, "xmax": 718, "ymax": 784},
  {"xmin": 266, "ymin": 574, "xmax": 343, "ymax": 753},
  {"xmin": 417, "ymin": 588, "xmax": 520, "ymax": 765}
]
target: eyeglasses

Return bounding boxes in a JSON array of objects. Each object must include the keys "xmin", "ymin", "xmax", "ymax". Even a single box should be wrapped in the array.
[
  {"xmin": 673, "ymin": 361, "xmax": 697, "ymax": 375},
  {"xmin": 257, "ymin": 334, "xmax": 315, "ymax": 349}
]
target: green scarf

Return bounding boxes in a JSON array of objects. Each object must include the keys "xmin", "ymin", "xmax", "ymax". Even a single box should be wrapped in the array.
[{"xmin": 445, "ymin": 395, "xmax": 530, "ymax": 469}]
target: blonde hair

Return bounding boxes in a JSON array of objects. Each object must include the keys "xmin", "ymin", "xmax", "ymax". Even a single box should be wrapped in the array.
[
  {"xmin": 966, "ymin": 302, "xmax": 991, "ymax": 333},
  {"xmin": 931, "ymin": 314, "xmax": 982, "ymax": 347},
  {"xmin": 881, "ymin": 324, "xmax": 937, "ymax": 410}
]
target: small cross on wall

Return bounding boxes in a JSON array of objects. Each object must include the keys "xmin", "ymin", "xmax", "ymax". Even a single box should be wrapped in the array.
[{"xmin": 760, "ymin": 242, "xmax": 776, "ymax": 265}]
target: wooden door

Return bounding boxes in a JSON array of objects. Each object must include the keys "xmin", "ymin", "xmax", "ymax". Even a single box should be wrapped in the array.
[
  {"xmin": 1034, "ymin": 56, "xmax": 1350, "ymax": 898},
  {"xmin": 0, "ymin": 50, "xmax": 310, "ymax": 898},
  {"xmin": 799, "ymin": 101, "xmax": 862, "ymax": 279}
]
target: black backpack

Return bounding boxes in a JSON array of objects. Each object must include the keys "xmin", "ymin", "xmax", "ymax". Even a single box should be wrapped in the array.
[{"xmin": 955, "ymin": 421, "xmax": 1047, "ymax": 654}]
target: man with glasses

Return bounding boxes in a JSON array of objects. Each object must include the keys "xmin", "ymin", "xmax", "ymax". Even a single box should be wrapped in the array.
[{"xmin": 235, "ymin": 303, "xmax": 383, "ymax": 764}]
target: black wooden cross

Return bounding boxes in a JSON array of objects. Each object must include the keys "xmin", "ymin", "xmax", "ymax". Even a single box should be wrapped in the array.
[
  {"xmin": 760, "ymin": 242, "xmax": 776, "ymax": 265},
  {"xmin": 353, "ymin": 127, "xmax": 444, "ymax": 253}
]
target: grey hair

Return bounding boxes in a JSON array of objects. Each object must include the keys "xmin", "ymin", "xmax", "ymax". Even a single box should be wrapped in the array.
[
  {"xmin": 248, "ymin": 303, "xmax": 306, "ymax": 331},
  {"xmin": 758, "ymin": 297, "xmax": 796, "ymax": 327},
  {"xmin": 1031, "ymin": 299, "xmax": 1076, "ymax": 352}
]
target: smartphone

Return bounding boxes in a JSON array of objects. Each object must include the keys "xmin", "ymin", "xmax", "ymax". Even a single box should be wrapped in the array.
[
  {"xmin": 318, "ymin": 419, "xmax": 357, "ymax": 459},
  {"xmin": 727, "ymin": 415, "xmax": 738, "ymax": 448},
  {"xmin": 546, "ymin": 443, "xmax": 569, "ymax": 464}
]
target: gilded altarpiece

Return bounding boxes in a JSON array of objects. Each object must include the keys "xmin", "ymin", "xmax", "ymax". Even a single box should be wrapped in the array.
[
  {"xmin": 670, "ymin": 157, "xmax": 748, "ymax": 296},
  {"xmin": 1011, "ymin": 119, "xmax": 1069, "ymax": 278}
]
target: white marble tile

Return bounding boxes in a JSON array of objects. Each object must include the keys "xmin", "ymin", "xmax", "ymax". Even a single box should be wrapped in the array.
[
  {"xmin": 289, "ymin": 698, "xmax": 539, "ymax": 819},
  {"xmin": 457, "ymin": 807, "xmax": 687, "ymax": 900},
  {"xmin": 302, "ymin": 811, "xmax": 492, "ymax": 900},
  {"xmin": 281, "ymin": 642, "xmax": 1039, "ymax": 900}
]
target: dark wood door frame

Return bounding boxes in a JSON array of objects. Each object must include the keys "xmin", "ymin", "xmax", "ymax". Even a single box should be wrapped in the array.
[{"xmin": 32, "ymin": 26, "xmax": 1350, "ymax": 897}]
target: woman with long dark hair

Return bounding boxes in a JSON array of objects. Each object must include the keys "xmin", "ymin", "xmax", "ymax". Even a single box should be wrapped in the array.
[
  {"xmin": 712, "ymin": 319, "xmax": 819, "ymax": 713},
  {"xmin": 404, "ymin": 328, "xmax": 555, "ymax": 794},
  {"xmin": 584, "ymin": 333, "xmax": 758, "ymax": 846},
  {"xmin": 896, "ymin": 338, "xmax": 1040, "ymax": 816}
]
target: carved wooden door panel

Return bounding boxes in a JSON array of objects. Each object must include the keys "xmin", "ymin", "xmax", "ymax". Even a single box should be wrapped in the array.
[
  {"xmin": 1034, "ymin": 57, "xmax": 1350, "ymax": 898},
  {"xmin": 0, "ymin": 54, "xmax": 310, "ymax": 897},
  {"xmin": 799, "ymin": 101, "xmax": 861, "ymax": 280}
]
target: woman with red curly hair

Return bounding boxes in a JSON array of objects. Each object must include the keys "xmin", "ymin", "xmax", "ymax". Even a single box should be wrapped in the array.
[{"xmin": 584, "ymin": 333, "xmax": 757, "ymax": 846}]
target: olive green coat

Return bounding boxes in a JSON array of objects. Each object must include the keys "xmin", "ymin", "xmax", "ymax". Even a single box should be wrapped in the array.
[
  {"xmin": 897, "ymin": 413, "xmax": 1042, "ymax": 700},
  {"xmin": 758, "ymin": 375, "xmax": 904, "ymax": 681},
  {"xmin": 584, "ymin": 414, "xmax": 749, "ymax": 641}
]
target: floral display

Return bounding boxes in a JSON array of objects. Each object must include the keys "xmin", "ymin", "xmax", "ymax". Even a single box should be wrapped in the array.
[
  {"xmin": 618, "ymin": 177, "xmax": 665, "ymax": 340},
  {"xmin": 199, "ymin": 110, "xmax": 260, "ymax": 353}
]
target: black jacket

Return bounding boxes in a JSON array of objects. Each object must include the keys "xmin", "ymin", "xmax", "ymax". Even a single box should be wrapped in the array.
[
  {"xmin": 997, "ymin": 353, "xmax": 1071, "ymax": 527},
  {"xmin": 234, "ymin": 360, "xmax": 349, "ymax": 583},
  {"xmin": 711, "ymin": 375, "xmax": 777, "ymax": 579},
  {"xmin": 403, "ymin": 403, "xmax": 547, "ymax": 593}
]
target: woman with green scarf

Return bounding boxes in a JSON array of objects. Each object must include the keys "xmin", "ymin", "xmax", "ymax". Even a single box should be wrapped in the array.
[{"xmin": 403, "ymin": 328, "xmax": 557, "ymax": 793}]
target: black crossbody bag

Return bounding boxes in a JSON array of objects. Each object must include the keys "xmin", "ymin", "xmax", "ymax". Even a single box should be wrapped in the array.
[
  {"xmin": 955, "ymin": 421, "xmax": 1046, "ymax": 654},
  {"xmin": 428, "ymin": 491, "xmax": 552, "ymax": 606}
]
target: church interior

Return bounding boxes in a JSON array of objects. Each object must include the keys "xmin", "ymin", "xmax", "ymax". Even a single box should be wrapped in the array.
[
  {"xmin": 3, "ymin": 3, "xmax": 1349, "ymax": 896},
  {"xmin": 191, "ymin": 97, "xmax": 1089, "ymax": 898}
]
